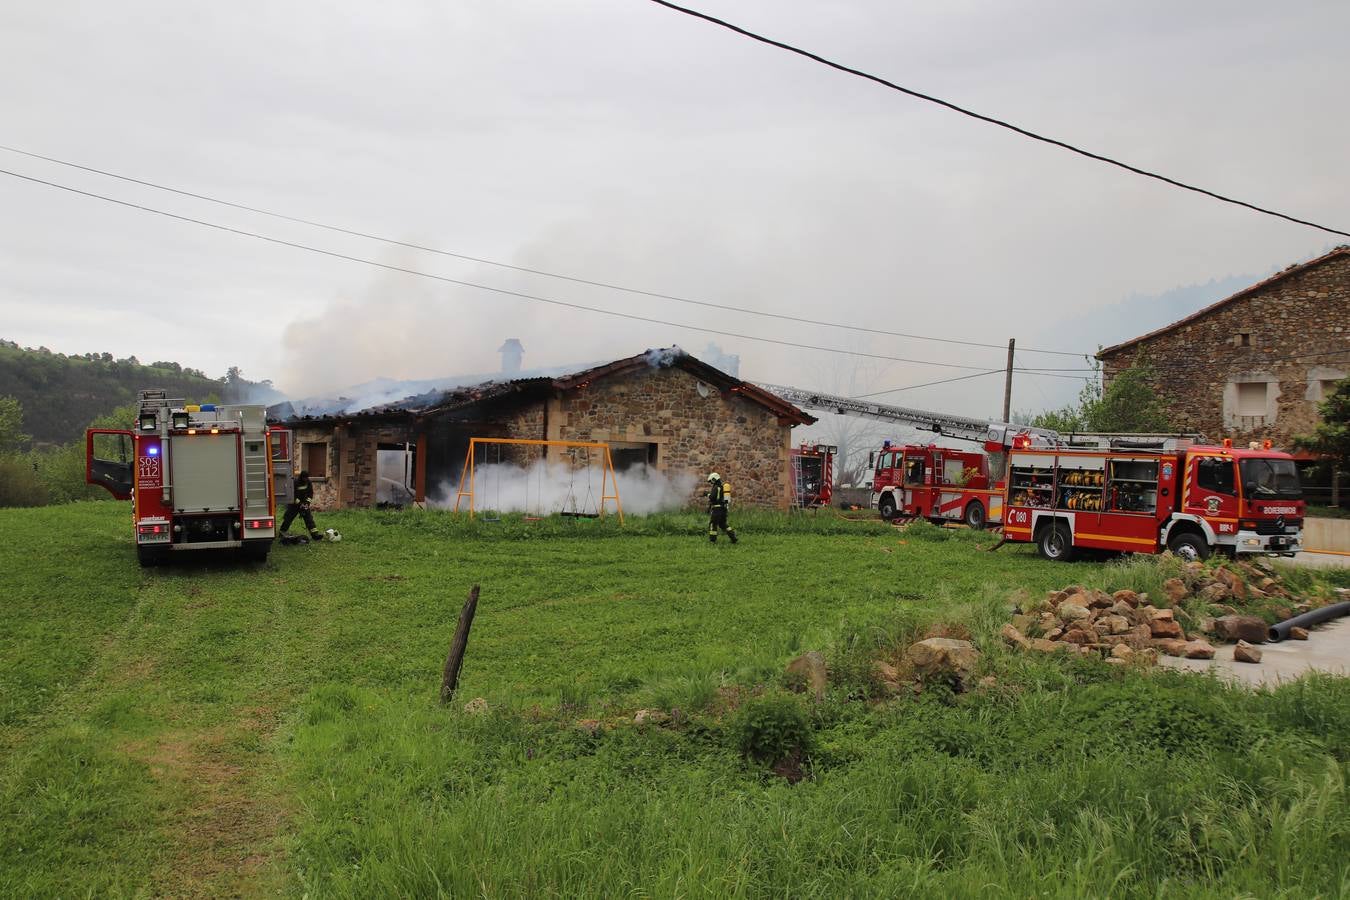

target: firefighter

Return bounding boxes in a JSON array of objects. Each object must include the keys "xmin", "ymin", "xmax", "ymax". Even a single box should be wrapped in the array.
[
  {"xmin": 280, "ymin": 469, "xmax": 323, "ymax": 542},
  {"xmin": 706, "ymin": 472, "xmax": 738, "ymax": 544}
]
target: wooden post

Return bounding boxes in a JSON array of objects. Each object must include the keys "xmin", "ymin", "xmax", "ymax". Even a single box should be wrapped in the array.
[
  {"xmin": 440, "ymin": 585, "xmax": 480, "ymax": 704},
  {"xmin": 1002, "ymin": 338, "xmax": 1016, "ymax": 423}
]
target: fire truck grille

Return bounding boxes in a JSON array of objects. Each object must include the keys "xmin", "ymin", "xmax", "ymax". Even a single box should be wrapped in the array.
[{"xmin": 1254, "ymin": 518, "xmax": 1301, "ymax": 535}]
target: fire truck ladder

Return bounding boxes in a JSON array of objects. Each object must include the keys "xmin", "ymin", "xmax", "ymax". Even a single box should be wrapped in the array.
[
  {"xmin": 756, "ymin": 384, "xmax": 1203, "ymax": 452},
  {"xmin": 754, "ymin": 383, "xmax": 1061, "ymax": 448}
]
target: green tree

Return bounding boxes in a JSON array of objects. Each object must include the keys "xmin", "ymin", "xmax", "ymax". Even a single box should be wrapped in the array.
[
  {"xmin": 0, "ymin": 395, "xmax": 30, "ymax": 452},
  {"xmin": 1029, "ymin": 354, "xmax": 1174, "ymax": 434},
  {"xmin": 1294, "ymin": 376, "xmax": 1350, "ymax": 476}
]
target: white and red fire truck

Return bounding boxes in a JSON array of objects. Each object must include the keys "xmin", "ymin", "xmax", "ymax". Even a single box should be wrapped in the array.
[
  {"xmin": 789, "ymin": 443, "xmax": 836, "ymax": 508},
  {"xmin": 1000, "ymin": 436, "xmax": 1304, "ymax": 561},
  {"xmin": 869, "ymin": 441, "xmax": 1004, "ymax": 528},
  {"xmin": 86, "ymin": 390, "xmax": 292, "ymax": 566}
]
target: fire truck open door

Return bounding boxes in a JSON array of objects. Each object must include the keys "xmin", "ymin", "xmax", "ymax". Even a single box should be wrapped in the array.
[{"xmin": 86, "ymin": 429, "xmax": 134, "ymax": 500}]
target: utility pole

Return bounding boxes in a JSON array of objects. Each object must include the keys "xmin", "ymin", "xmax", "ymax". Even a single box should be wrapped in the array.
[{"xmin": 1002, "ymin": 338, "xmax": 1015, "ymax": 422}]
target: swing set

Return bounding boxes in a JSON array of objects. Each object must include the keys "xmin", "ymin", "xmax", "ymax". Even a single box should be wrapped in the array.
[{"xmin": 453, "ymin": 438, "xmax": 624, "ymax": 524}]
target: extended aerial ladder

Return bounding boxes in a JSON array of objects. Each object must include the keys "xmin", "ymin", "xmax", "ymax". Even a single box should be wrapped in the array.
[{"xmin": 754, "ymin": 383, "xmax": 1202, "ymax": 452}]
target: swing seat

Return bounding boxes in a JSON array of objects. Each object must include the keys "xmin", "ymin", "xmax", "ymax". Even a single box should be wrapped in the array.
[{"xmin": 559, "ymin": 511, "xmax": 600, "ymax": 519}]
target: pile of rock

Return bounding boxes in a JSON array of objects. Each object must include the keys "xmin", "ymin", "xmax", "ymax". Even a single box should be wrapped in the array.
[
  {"xmin": 1002, "ymin": 586, "xmax": 1193, "ymax": 666},
  {"xmin": 1004, "ymin": 557, "xmax": 1322, "ymax": 667}
]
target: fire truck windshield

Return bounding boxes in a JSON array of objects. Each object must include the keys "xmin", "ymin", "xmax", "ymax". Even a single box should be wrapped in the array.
[{"xmin": 1239, "ymin": 458, "xmax": 1302, "ymax": 500}]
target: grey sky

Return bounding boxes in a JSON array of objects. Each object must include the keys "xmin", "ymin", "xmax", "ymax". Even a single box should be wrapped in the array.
[{"xmin": 2, "ymin": 0, "xmax": 1346, "ymax": 418}]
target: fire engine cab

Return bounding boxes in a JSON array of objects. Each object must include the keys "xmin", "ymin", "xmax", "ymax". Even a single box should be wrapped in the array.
[
  {"xmin": 87, "ymin": 390, "xmax": 290, "ymax": 566},
  {"xmin": 870, "ymin": 441, "xmax": 1003, "ymax": 529},
  {"xmin": 1000, "ymin": 437, "xmax": 1304, "ymax": 561}
]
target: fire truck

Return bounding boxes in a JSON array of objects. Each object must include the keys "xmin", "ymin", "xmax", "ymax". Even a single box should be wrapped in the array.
[
  {"xmin": 869, "ymin": 441, "xmax": 1004, "ymax": 528},
  {"xmin": 1000, "ymin": 436, "xmax": 1304, "ymax": 561},
  {"xmin": 86, "ymin": 390, "xmax": 292, "ymax": 566},
  {"xmin": 757, "ymin": 383, "xmax": 1060, "ymax": 528},
  {"xmin": 789, "ymin": 443, "xmax": 836, "ymax": 508}
]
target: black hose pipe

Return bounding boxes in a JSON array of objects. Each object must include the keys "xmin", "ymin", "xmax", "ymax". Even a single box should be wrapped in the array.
[{"xmin": 1268, "ymin": 601, "xmax": 1350, "ymax": 642}]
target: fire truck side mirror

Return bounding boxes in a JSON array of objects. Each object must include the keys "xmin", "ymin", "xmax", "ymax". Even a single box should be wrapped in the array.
[{"xmin": 868, "ymin": 451, "xmax": 876, "ymax": 469}]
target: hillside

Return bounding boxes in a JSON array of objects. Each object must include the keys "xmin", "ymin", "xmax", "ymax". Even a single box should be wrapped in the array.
[{"xmin": 0, "ymin": 341, "xmax": 282, "ymax": 445}]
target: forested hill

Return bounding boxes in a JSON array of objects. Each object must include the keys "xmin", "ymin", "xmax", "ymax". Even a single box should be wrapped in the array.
[{"xmin": 0, "ymin": 340, "xmax": 283, "ymax": 446}]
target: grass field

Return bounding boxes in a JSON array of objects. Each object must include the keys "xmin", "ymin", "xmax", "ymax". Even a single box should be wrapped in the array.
[{"xmin": 2, "ymin": 502, "xmax": 1348, "ymax": 897}]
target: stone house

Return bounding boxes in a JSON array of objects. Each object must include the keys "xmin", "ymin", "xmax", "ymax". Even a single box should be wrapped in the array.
[
  {"xmin": 1096, "ymin": 246, "xmax": 1349, "ymax": 450},
  {"xmin": 275, "ymin": 348, "xmax": 815, "ymax": 511}
]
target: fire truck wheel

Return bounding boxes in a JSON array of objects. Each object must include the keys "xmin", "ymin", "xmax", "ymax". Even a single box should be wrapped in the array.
[
  {"xmin": 1037, "ymin": 522, "xmax": 1075, "ymax": 562},
  {"xmin": 878, "ymin": 494, "xmax": 899, "ymax": 521},
  {"xmin": 963, "ymin": 501, "xmax": 987, "ymax": 530},
  {"xmin": 1167, "ymin": 531, "xmax": 1210, "ymax": 562}
]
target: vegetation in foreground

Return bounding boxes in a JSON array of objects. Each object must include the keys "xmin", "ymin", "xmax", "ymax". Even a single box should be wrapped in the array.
[{"xmin": 1, "ymin": 503, "xmax": 1348, "ymax": 897}]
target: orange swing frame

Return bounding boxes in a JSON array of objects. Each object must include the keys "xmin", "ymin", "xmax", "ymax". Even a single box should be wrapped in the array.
[{"xmin": 453, "ymin": 438, "xmax": 624, "ymax": 524}]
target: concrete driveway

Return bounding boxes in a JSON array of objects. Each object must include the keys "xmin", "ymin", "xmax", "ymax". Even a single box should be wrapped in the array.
[{"xmin": 1161, "ymin": 616, "xmax": 1350, "ymax": 686}]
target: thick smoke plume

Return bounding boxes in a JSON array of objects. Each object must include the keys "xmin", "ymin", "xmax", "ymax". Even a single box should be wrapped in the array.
[{"xmin": 434, "ymin": 460, "xmax": 697, "ymax": 517}]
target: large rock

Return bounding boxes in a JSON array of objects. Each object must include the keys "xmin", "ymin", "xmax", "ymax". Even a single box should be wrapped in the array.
[
  {"xmin": 1010, "ymin": 614, "xmax": 1035, "ymax": 634},
  {"xmin": 1110, "ymin": 643, "xmax": 1135, "ymax": 660},
  {"xmin": 1213, "ymin": 615, "xmax": 1267, "ymax": 644},
  {"xmin": 1087, "ymin": 590, "xmax": 1115, "ymax": 610},
  {"xmin": 1100, "ymin": 615, "xmax": 1131, "ymax": 635},
  {"xmin": 1198, "ymin": 583, "xmax": 1231, "ymax": 603},
  {"xmin": 786, "ymin": 651, "xmax": 828, "ymax": 700},
  {"xmin": 1214, "ymin": 568, "xmax": 1247, "ymax": 600},
  {"xmin": 1061, "ymin": 627, "xmax": 1097, "ymax": 646},
  {"xmin": 905, "ymin": 638, "xmax": 980, "ymax": 685},
  {"xmin": 1183, "ymin": 640, "xmax": 1216, "ymax": 660},
  {"xmin": 1163, "ymin": 578, "xmax": 1189, "ymax": 603},
  {"xmin": 1233, "ymin": 641, "xmax": 1263, "ymax": 664},
  {"xmin": 1057, "ymin": 603, "xmax": 1092, "ymax": 625},
  {"xmin": 1111, "ymin": 589, "xmax": 1141, "ymax": 608},
  {"xmin": 1001, "ymin": 624, "xmax": 1030, "ymax": 650},
  {"xmin": 1153, "ymin": 638, "xmax": 1190, "ymax": 657},
  {"xmin": 1150, "ymin": 618, "xmax": 1184, "ymax": 639},
  {"xmin": 1289, "ymin": 626, "xmax": 1310, "ymax": 640},
  {"xmin": 1028, "ymin": 638, "xmax": 1067, "ymax": 653}
]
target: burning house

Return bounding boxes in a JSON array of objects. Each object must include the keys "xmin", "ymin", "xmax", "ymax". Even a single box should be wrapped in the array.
[{"xmin": 273, "ymin": 348, "xmax": 816, "ymax": 511}]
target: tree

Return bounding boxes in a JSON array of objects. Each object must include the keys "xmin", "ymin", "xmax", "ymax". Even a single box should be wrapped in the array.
[
  {"xmin": 1029, "ymin": 353, "xmax": 1174, "ymax": 434},
  {"xmin": 1295, "ymin": 376, "xmax": 1350, "ymax": 481},
  {"xmin": 0, "ymin": 396, "xmax": 30, "ymax": 452}
]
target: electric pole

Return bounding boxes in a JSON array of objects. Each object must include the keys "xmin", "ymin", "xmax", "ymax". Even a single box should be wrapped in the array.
[{"xmin": 1002, "ymin": 338, "xmax": 1015, "ymax": 422}]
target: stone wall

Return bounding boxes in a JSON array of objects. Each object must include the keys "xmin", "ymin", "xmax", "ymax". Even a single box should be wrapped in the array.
[
  {"xmin": 288, "ymin": 420, "xmax": 415, "ymax": 510},
  {"xmin": 1100, "ymin": 252, "xmax": 1349, "ymax": 449},
  {"xmin": 544, "ymin": 366, "xmax": 794, "ymax": 508}
]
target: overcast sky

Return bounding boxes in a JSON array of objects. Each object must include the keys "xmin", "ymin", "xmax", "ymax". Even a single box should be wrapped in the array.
[{"xmin": 2, "ymin": 0, "xmax": 1346, "ymax": 418}]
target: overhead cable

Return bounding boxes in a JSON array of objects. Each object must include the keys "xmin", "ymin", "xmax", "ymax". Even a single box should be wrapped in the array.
[
  {"xmin": 0, "ymin": 166, "xmax": 1081, "ymax": 374},
  {"xmin": 647, "ymin": 0, "xmax": 1350, "ymax": 239},
  {"xmin": 0, "ymin": 142, "xmax": 1090, "ymax": 358}
]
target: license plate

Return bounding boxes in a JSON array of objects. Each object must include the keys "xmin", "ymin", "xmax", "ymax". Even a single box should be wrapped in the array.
[{"xmin": 1270, "ymin": 537, "xmax": 1287, "ymax": 548}]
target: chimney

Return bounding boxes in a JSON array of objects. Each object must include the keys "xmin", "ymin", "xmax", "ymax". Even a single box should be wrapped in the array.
[{"xmin": 498, "ymin": 338, "xmax": 524, "ymax": 375}]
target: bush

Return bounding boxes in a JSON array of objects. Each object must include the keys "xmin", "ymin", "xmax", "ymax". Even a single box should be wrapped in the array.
[
  {"xmin": 729, "ymin": 691, "xmax": 814, "ymax": 764},
  {"xmin": 0, "ymin": 455, "xmax": 48, "ymax": 507}
]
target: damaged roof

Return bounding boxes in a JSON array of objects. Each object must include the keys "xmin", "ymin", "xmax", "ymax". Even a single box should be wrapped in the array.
[{"xmin": 273, "ymin": 347, "xmax": 815, "ymax": 426}]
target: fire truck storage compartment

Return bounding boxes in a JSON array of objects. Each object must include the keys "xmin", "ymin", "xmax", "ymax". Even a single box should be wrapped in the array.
[
  {"xmin": 1108, "ymin": 459, "xmax": 1158, "ymax": 514},
  {"xmin": 171, "ymin": 433, "xmax": 240, "ymax": 513}
]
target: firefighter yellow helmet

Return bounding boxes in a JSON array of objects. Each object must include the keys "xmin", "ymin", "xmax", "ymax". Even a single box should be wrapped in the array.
[{"xmin": 707, "ymin": 472, "xmax": 721, "ymax": 482}]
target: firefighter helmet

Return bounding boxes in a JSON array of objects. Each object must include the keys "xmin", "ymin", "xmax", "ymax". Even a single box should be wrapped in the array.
[
  {"xmin": 325, "ymin": 528, "xmax": 342, "ymax": 542},
  {"xmin": 707, "ymin": 472, "xmax": 721, "ymax": 482}
]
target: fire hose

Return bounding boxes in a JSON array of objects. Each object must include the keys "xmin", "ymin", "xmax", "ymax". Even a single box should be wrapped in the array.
[{"xmin": 1267, "ymin": 601, "xmax": 1350, "ymax": 642}]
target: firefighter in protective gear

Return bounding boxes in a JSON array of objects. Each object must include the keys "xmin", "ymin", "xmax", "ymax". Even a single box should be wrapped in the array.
[
  {"xmin": 280, "ymin": 469, "xmax": 323, "ymax": 541},
  {"xmin": 706, "ymin": 472, "xmax": 738, "ymax": 544}
]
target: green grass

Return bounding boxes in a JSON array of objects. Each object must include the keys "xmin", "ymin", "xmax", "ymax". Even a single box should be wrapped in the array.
[{"xmin": 2, "ymin": 502, "xmax": 1348, "ymax": 897}]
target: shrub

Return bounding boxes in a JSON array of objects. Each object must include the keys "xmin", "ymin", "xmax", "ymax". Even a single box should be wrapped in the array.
[
  {"xmin": 730, "ymin": 691, "xmax": 813, "ymax": 764},
  {"xmin": 0, "ymin": 455, "xmax": 48, "ymax": 507}
]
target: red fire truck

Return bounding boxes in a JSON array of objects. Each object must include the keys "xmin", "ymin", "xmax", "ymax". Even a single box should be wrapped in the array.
[
  {"xmin": 789, "ymin": 443, "xmax": 835, "ymax": 508},
  {"xmin": 869, "ymin": 441, "xmax": 1004, "ymax": 529},
  {"xmin": 87, "ymin": 390, "xmax": 292, "ymax": 566},
  {"xmin": 1000, "ymin": 437, "xmax": 1304, "ymax": 561}
]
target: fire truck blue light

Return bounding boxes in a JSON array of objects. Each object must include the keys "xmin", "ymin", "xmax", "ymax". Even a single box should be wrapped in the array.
[{"xmin": 148, "ymin": 447, "xmax": 159, "ymax": 455}]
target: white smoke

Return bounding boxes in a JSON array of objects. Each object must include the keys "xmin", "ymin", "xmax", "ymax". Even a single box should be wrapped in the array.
[{"xmin": 434, "ymin": 460, "xmax": 697, "ymax": 517}]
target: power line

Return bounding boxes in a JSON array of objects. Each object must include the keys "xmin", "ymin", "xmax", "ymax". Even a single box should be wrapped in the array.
[
  {"xmin": 2, "ymin": 165, "xmax": 1085, "ymax": 375},
  {"xmin": 853, "ymin": 368, "xmax": 1003, "ymax": 399},
  {"xmin": 0, "ymin": 142, "xmax": 1090, "ymax": 358},
  {"xmin": 647, "ymin": 0, "xmax": 1350, "ymax": 240}
]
